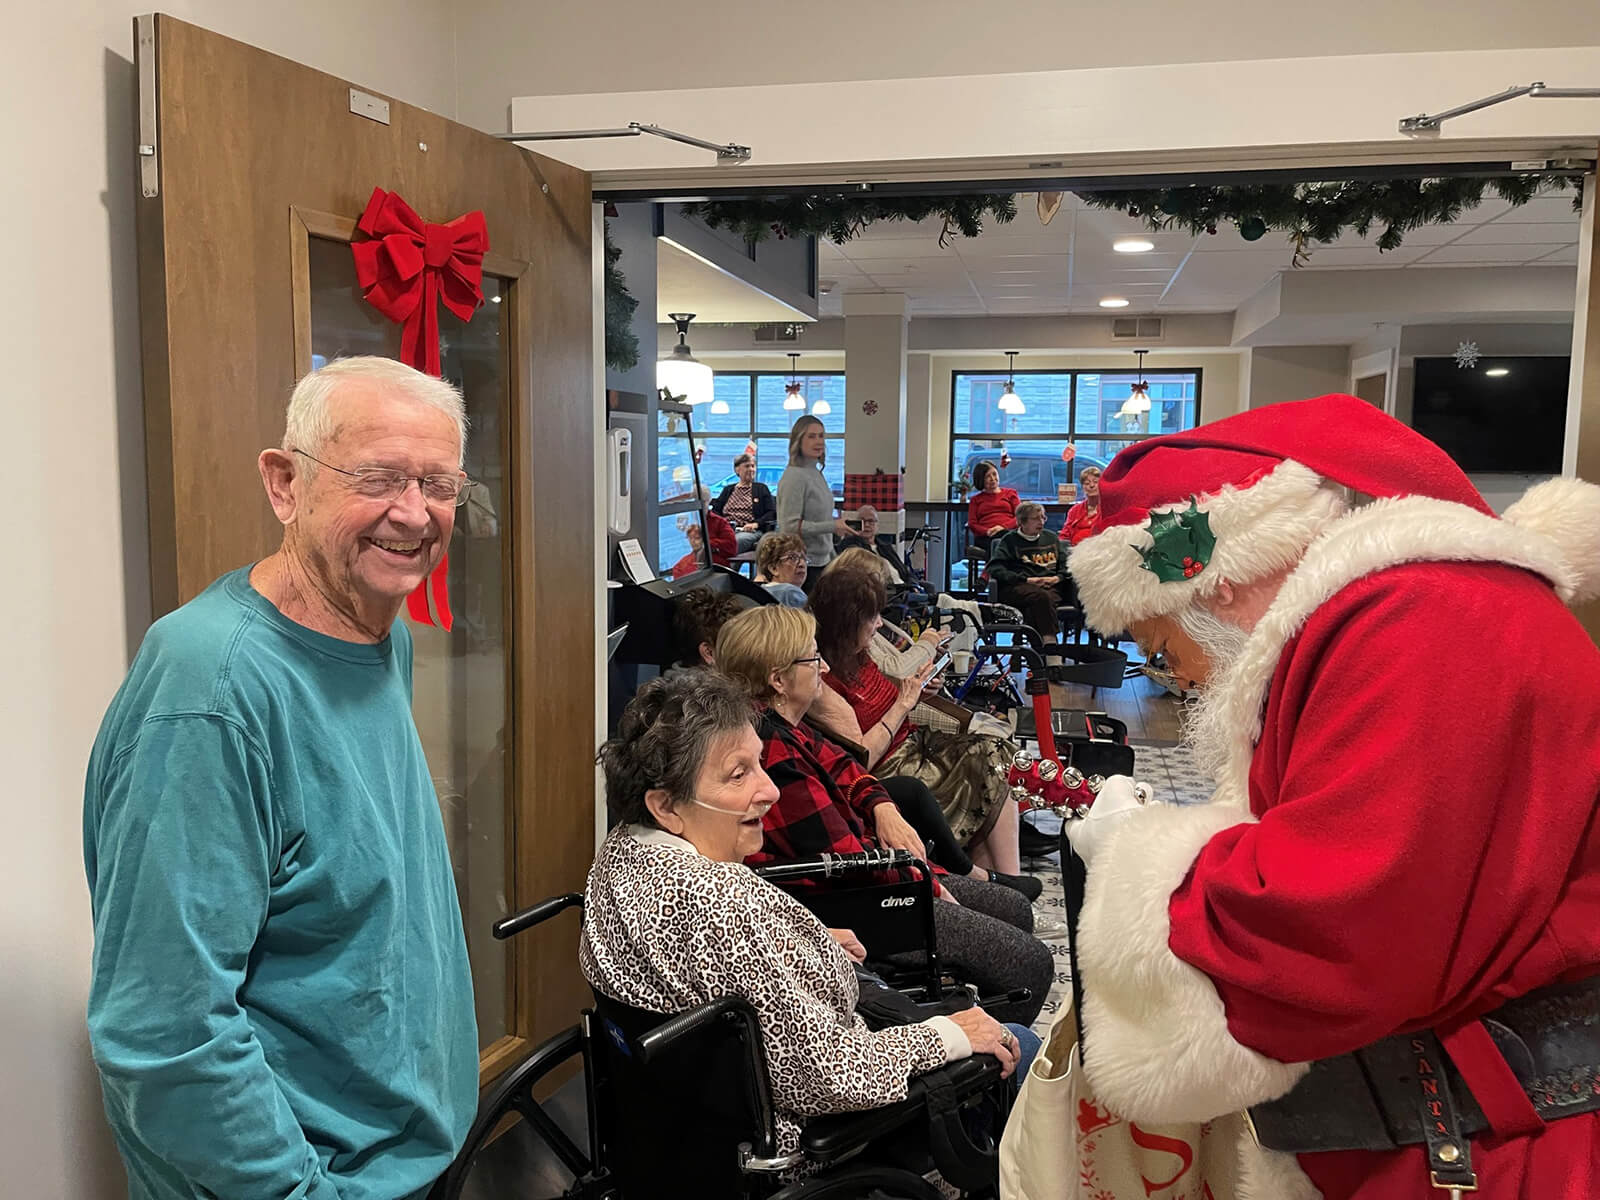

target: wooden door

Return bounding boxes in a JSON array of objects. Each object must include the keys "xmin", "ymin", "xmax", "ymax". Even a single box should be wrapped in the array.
[{"xmin": 134, "ymin": 14, "xmax": 594, "ymax": 1082}]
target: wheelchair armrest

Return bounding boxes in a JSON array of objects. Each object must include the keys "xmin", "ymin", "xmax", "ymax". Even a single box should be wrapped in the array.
[
  {"xmin": 635, "ymin": 994, "xmax": 764, "ymax": 1066},
  {"xmin": 493, "ymin": 892, "xmax": 584, "ymax": 940},
  {"xmin": 798, "ymin": 1056, "xmax": 1006, "ymax": 1167}
]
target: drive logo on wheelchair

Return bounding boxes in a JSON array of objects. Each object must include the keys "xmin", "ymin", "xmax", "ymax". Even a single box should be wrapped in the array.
[{"xmin": 880, "ymin": 896, "xmax": 917, "ymax": 908}]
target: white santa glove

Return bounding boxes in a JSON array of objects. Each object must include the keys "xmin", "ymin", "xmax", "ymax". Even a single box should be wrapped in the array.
[{"xmin": 1065, "ymin": 775, "xmax": 1153, "ymax": 865}]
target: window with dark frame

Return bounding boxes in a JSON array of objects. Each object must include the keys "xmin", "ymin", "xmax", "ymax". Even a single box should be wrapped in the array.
[
  {"xmin": 950, "ymin": 368, "xmax": 1202, "ymax": 502},
  {"xmin": 657, "ymin": 371, "xmax": 848, "ymax": 572}
]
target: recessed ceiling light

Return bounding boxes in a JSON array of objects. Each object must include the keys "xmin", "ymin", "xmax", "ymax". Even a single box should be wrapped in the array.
[
  {"xmin": 1484, "ymin": 367, "xmax": 1510, "ymax": 377},
  {"xmin": 1099, "ymin": 297, "xmax": 1131, "ymax": 308},
  {"xmin": 1113, "ymin": 238, "xmax": 1155, "ymax": 254}
]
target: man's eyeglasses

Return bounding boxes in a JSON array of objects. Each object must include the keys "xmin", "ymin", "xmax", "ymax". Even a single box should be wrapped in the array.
[{"xmin": 292, "ymin": 449, "xmax": 469, "ymax": 506}]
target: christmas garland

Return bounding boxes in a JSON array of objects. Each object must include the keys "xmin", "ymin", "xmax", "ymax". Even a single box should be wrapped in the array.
[
  {"xmin": 673, "ymin": 175, "xmax": 1580, "ymax": 264},
  {"xmin": 604, "ymin": 221, "xmax": 640, "ymax": 372},
  {"xmin": 680, "ymin": 194, "xmax": 1019, "ymax": 248},
  {"xmin": 1078, "ymin": 175, "xmax": 1582, "ymax": 265}
]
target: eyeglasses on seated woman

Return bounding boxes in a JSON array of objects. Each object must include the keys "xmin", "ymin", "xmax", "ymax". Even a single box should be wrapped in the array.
[{"xmin": 712, "ymin": 606, "xmax": 1054, "ymax": 1030}]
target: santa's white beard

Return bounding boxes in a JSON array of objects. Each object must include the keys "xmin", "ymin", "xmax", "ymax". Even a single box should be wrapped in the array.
[{"xmin": 1175, "ymin": 604, "xmax": 1252, "ymax": 783}]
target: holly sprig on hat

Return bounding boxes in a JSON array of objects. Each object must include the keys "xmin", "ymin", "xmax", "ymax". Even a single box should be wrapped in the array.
[{"xmin": 1136, "ymin": 500, "xmax": 1217, "ymax": 583}]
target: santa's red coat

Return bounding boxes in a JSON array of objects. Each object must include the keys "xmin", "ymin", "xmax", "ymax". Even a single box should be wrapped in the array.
[{"xmin": 1075, "ymin": 496, "xmax": 1600, "ymax": 1200}]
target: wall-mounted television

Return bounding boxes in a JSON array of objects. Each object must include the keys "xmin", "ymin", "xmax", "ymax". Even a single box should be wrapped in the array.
[{"xmin": 1411, "ymin": 356, "xmax": 1569, "ymax": 474}]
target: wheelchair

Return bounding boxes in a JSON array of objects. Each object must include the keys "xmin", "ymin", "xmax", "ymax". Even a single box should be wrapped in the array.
[{"xmin": 431, "ymin": 854, "xmax": 1016, "ymax": 1200}]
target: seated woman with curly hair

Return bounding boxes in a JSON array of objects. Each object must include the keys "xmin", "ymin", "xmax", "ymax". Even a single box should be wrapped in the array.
[
  {"xmin": 808, "ymin": 562, "xmax": 1056, "ymax": 927},
  {"xmin": 715, "ymin": 605, "xmax": 1053, "ymax": 1027},
  {"xmin": 583, "ymin": 671, "xmax": 1030, "ymax": 1160}
]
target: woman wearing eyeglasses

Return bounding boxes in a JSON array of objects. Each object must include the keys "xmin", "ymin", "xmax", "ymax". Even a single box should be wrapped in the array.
[
  {"xmin": 753, "ymin": 532, "xmax": 810, "ymax": 608},
  {"xmin": 715, "ymin": 605, "xmax": 1053, "ymax": 1029}
]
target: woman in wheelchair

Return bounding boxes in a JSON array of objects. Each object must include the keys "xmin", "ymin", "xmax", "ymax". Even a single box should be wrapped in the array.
[
  {"xmin": 714, "ymin": 606, "xmax": 1054, "ymax": 1029},
  {"xmin": 584, "ymin": 671, "xmax": 1030, "ymax": 1164}
]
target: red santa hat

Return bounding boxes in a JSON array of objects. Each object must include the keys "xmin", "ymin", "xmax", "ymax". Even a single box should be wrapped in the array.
[{"xmin": 1069, "ymin": 393, "xmax": 1600, "ymax": 633}]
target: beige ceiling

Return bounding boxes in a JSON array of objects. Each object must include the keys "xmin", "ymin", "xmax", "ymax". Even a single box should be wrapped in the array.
[{"xmin": 818, "ymin": 191, "xmax": 1582, "ymax": 318}]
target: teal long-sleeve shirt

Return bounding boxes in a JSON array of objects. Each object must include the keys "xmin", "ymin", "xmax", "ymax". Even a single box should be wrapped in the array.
[{"xmin": 84, "ymin": 568, "xmax": 478, "ymax": 1200}]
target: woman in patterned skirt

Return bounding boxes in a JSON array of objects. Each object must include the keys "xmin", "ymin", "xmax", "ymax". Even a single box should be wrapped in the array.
[{"xmin": 583, "ymin": 671, "xmax": 1029, "ymax": 1161}]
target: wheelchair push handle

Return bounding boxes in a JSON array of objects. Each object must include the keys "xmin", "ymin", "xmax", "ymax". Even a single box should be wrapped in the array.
[
  {"xmin": 493, "ymin": 892, "xmax": 585, "ymax": 940},
  {"xmin": 752, "ymin": 848, "xmax": 920, "ymax": 883}
]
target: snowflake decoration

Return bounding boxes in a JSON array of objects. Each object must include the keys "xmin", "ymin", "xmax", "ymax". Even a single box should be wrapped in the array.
[
  {"xmin": 1454, "ymin": 341, "xmax": 1482, "ymax": 370},
  {"xmin": 861, "ymin": 398, "xmax": 879, "ymax": 416}
]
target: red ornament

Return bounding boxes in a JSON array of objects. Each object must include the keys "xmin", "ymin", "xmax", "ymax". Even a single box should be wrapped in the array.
[{"xmin": 862, "ymin": 398, "xmax": 880, "ymax": 416}]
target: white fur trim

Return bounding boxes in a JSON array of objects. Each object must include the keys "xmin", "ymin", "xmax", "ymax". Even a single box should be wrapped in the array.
[
  {"xmin": 1503, "ymin": 476, "xmax": 1600, "ymax": 606},
  {"xmin": 1203, "ymin": 494, "xmax": 1574, "ymax": 802},
  {"xmin": 1069, "ymin": 461, "xmax": 1345, "ymax": 634},
  {"xmin": 1077, "ymin": 801, "xmax": 1311, "ymax": 1123}
]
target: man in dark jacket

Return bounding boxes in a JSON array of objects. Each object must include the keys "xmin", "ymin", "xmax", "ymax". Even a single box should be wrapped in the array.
[
  {"xmin": 988, "ymin": 502, "xmax": 1068, "ymax": 640},
  {"xmin": 711, "ymin": 453, "xmax": 776, "ymax": 552}
]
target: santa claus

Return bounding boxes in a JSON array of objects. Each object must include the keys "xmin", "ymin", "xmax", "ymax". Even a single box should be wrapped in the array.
[{"xmin": 1063, "ymin": 393, "xmax": 1600, "ymax": 1199}]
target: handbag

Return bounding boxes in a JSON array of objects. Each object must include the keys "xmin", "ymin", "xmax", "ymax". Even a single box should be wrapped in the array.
[
  {"xmin": 999, "ymin": 998, "xmax": 1245, "ymax": 1200},
  {"xmin": 878, "ymin": 726, "xmax": 1015, "ymax": 847}
]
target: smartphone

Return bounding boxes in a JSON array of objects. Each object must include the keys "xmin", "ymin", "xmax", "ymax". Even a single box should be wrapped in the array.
[{"xmin": 930, "ymin": 650, "xmax": 952, "ymax": 676}]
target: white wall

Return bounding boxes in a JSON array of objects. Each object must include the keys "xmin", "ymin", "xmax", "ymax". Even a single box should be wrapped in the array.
[
  {"xmin": 457, "ymin": 0, "xmax": 1600, "ymax": 129},
  {"xmin": 1248, "ymin": 345, "xmax": 1353, "ymax": 408},
  {"xmin": 6, "ymin": 5, "xmax": 456, "ymax": 1197}
]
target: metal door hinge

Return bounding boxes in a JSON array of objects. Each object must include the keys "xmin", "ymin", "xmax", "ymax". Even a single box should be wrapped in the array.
[{"xmin": 135, "ymin": 14, "xmax": 159, "ymax": 198}]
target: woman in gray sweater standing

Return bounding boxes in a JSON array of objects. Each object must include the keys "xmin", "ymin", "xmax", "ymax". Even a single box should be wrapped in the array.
[{"xmin": 776, "ymin": 415, "xmax": 851, "ymax": 587}]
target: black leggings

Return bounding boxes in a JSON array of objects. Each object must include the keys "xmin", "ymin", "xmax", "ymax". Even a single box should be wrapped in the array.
[{"xmin": 881, "ymin": 775, "xmax": 976, "ymax": 877}]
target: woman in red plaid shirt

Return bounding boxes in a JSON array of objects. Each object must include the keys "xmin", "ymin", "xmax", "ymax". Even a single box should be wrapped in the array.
[{"xmin": 715, "ymin": 605, "xmax": 1052, "ymax": 1028}]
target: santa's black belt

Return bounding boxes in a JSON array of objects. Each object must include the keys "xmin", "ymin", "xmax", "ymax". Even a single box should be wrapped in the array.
[{"xmin": 1247, "ymin": 975, "xmax": 1600, "ymax": 1163}]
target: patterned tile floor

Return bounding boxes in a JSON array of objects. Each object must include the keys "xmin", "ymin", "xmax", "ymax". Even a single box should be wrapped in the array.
[{"xmin": 1024, "ymin": 740, "xmax": 1213, "ymax": 1040}]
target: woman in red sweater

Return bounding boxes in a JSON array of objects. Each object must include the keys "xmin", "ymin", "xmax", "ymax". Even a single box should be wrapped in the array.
[
  {"xmin": 1060, "ymin": 464, "xmax": 1103, "ymax": 546},
  {"xmin": 965, "ymin": 460, "xmax": 1019, "ymax": 552}
]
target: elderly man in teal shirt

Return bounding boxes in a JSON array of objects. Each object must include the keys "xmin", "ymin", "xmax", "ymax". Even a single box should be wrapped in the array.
[{"xmin": 84, "ymin": 357, "xmax": 479, "ymax": 1200}]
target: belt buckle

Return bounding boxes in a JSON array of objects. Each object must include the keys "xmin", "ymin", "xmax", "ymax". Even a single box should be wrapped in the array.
[{"xmin": 1431, "ymin": 1170, "xmax": 1478, "ymax": 1198}]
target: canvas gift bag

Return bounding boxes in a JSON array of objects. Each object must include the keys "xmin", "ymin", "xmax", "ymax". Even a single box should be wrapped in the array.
[{"xmin": 1000, "ymin": 995, "xmax": 1247, "ymax": 1200}]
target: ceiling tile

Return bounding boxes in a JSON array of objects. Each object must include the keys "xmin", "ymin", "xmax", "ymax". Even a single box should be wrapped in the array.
[
  {"xmin": 1451, "ymin": 222, "xmax": 1580, "ymax": 246},
  {"xmin": 1413, "ymin": 242, "xmax": 1572, "ymax": 264},
  {"xmin": 1487, "ymin": 195, "xmax": 1584, "ymax": 224},
  {"xmin": 1528, "ymin": 245, "xmax": 1580, "ymax": 265}
]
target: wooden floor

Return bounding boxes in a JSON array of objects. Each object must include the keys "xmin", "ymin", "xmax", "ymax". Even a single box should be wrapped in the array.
[{"xmin": 1047, "ymin": 660, "xmax": 1187, "ymax": 744}]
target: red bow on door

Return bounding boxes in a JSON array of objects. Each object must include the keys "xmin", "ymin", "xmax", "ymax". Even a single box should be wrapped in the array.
[
  {"xmin": 350, "ymin": 186, "xmax": 491, "ymax": 630},
  {"xmin": 353, "ymin": 187, "xmax": 488, "ymax": 375}
]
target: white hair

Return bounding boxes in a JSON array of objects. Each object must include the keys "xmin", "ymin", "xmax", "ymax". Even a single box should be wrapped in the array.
[
  {"xmin": 1175, "ymin": 603, "xmax": 1253, "ymax": 782},
  {"xmin": 283, "ymin": 356, "xmax": 467, "ymax": 468},
  {"xmin": 857, "ymin": 505, "xmax": 878, "ymax": 520},
  {"xmin": 1015, "ymin": 501, "xmax": 1046, "ymax": 524}
]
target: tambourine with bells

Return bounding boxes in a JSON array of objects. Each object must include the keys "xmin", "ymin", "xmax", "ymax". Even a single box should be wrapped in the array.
[{"xmin": 1006, "ymin": 749, "xmax": 1151, "ymax": 819}]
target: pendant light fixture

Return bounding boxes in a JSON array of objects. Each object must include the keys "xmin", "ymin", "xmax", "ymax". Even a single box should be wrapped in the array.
[
  {"xmin": 811, "ymin": 395, "xmax": 832, "ymax": 416},
  {"xmin": 997, "ymin": 351, "xmax": 1025, "ymax": 414},
  {"xmin": 709, "ymin": 398, "xmax": 730, "ymax": 414},
  {"xmin": 1119, "ymin": 349, "xmax": 1152, "ymax": 417},
  {"xmin": 658, "ymin": 312, "xmax": 713, "ymax": 406},
  {"xmin": 783, "ymin": 352, "xmax": 806, "ymax": 411}
]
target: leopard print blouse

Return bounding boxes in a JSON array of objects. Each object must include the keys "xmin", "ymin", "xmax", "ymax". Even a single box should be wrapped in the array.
[{"xmin": 579, "ymin": 824, "xmax": 951, "ymax": 1156}]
